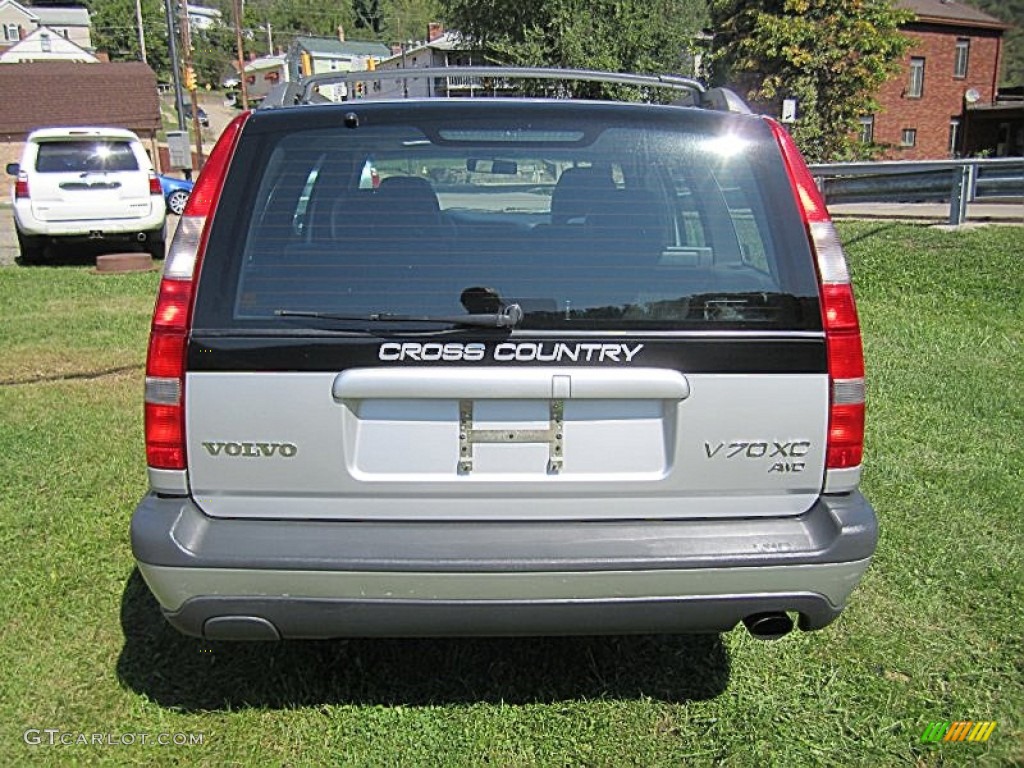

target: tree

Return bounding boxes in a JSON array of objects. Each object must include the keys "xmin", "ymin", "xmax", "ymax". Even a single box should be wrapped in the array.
[
  {"xmin": 251, "ymin": 0, "xmax": 357, "ymax": 45},
  {"xmin": 85, "ymin": 0, "xmax": 170, "ymax": 76},
  {"xmin": 191, "ymin": 25, "xmax": 237, "ymax": 87},
  {"xmin": 380, "ymin": 0, "xmax": 441, "ymax": 47},
  {"xmin": 710, "ymin": 0, "xmax": 911, "ymax": 162},
  {"xmin": 439, "ymin": 0, "xmax": 709, "ymax": 98}
]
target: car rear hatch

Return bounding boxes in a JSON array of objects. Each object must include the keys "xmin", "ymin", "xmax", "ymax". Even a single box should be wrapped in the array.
[
  {"xmin": 28, "ymin": 137, "xmax": 154, "ymax": 222},
  {"xmin": 156, "ymin": 103, "xmax": 842, "ymax": 522}
]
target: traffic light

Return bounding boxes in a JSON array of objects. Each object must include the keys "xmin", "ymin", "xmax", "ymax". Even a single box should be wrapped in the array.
[{"xmin": 184, "ymin": 66, "xmax": 196, "ymax": 92}]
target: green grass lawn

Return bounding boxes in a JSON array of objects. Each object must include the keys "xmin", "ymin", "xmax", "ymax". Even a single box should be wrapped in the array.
[{"xmin": 0, "ymin": 223, "xmax": 1020, "ymax": 766}]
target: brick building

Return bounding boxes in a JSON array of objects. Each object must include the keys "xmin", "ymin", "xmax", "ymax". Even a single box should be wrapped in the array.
[{"xmin": 870, "ymin": 0, "xmax": 1013, "ymax": 159}]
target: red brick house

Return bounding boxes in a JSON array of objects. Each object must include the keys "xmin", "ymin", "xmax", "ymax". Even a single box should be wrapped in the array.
[{"xmin": 870, "ymin": 0, "xmax": 1014, "ymax": 158}]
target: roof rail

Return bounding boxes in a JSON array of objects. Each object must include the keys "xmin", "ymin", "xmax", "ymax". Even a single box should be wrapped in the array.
[{"xmin": 260, "ymin": 67, "xmax": 751, "ymax": 114}]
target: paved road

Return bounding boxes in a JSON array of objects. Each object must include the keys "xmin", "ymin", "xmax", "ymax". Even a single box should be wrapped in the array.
[
  {"xmin": 829, "ymin": 201, "xmax": 1023, "ymax": 223},
  {"xmin": 188, "ymin": 92, "xmax": 240, "ymax": 153}
]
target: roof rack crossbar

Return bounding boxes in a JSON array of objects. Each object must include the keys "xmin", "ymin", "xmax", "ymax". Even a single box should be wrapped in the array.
[{"xmin": 280, "ymin": 66, "xmax": 708, "ymax": 106}]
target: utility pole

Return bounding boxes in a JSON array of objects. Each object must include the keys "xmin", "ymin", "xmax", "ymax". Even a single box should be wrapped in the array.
[
  {"xmin": 231, "ymin": 0, "xmax": 249, "ymax": 109},
  {"xmin": 163, "ymin": 0, "xmax": 186, "ymax": 134},
  {"xmin": 135, "ymin": 0, "xmax": 147, "ymax": 63},
  {"xmin": 178, "ymin": 0, "xmax": 204, "ymax": 166},
  {"xmin": 265, "ymin": 21, "xmax": 273, "ymax": 53}
]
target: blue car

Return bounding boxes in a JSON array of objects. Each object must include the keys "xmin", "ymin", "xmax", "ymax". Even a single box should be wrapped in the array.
[{"xmin": 158, "ymin": 174, "xmax": 194, "ymax": 215}]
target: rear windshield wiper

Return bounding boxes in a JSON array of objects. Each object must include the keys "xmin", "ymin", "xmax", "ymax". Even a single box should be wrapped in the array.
[{"xmin": 275, "ymin": 303, "xmax": 523, "ymax": 328}]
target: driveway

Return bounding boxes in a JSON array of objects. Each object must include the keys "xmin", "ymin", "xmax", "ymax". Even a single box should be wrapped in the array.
[
  {"xmin": 0, "ymin": 205, "xmax": 179, "ymax": 267},
  {"xmin": 195, "ymin": 92, "xmax": 242, "ymax": 142}
]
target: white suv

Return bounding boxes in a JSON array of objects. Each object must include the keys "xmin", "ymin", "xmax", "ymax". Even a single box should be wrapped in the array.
[{"xmin": 6, "ymin": 126, "xmax": 166, "ymax": 262}]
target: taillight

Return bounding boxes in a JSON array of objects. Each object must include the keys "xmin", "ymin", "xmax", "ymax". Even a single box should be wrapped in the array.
[
  {"xmin": 766, "ymin": 118, "xmax": 865, "ymax": 474},
  {"xmin": 15, "ymin": 171, "xmax": 29, "ymax": 199},
  {"xmin": 149, "ymin": 172, "xmax": 162, "ymax": 196},
  {"xmin": 144, "ymin": 111, "xmax": 251, "ymax": 472}
]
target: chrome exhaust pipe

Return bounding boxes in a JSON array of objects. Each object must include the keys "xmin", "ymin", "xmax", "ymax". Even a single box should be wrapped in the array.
[
  {"xmin": 136, "ymin": 232, "xmax": 147, "ymax": 242},
  {"xmin": 743, "ymin": 612, "xmax": 794, "ymax": 641}
]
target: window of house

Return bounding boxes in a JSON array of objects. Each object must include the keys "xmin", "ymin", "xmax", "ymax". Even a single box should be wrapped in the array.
[
  {"xmin": 265, "ymin": 71, "xmax": 279, "ymax": 83},
  {"xmin": 859, "ymin": 115, "xmax": 875, "ymax": 144},
  {"xmin": 4, "ymin": 23, "xmax": 19, "ymax": 41},
  {"xmin": 954, "ymin": 39, "xmax": 970, "ymax": 78},
  {"xmin": 900, "ymin": 128, "xmax": 917, "ymax": 147},
  {"xmin": 907, "ymin": 57, "xmax": 925, "ymax": 98},
  {"xmin": 996, "ymin": 122, "xmax": 1011, "ymax": 156},
  {"xmin": 40, "ymin": 32, "xmax": 51, "ymax": 52},
  {"xmin": 948, "ymin": 118, "xmax": 961, "ymax": 156}
]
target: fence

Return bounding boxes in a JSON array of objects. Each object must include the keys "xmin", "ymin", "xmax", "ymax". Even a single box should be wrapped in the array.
[{"xmin": 808, "ymin": 158, "xmax": 1023, "ymax": 225}]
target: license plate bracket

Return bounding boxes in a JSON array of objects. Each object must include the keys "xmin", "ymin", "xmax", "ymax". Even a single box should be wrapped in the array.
[{"xmin": 458, "ymin": 399, "xmax": 564, "ymax": 475}]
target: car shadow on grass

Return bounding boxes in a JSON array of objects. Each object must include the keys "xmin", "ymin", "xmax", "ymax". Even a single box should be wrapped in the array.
[
  {"xmin": 117, "ymin": 569, "xmax": 730, "ymax": 710},
  {"xmin": 16, "ymin": 243, "xmax": 154, "ymax": 267}
]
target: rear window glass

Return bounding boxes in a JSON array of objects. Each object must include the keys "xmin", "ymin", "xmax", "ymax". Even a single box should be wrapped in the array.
[
  {"xmin": 203, "ymin": 106, "xmax": 820, "ymax": 332},
  {"xmin": 34, "ymin": 141, "xmax": 139, "ymax": 173}
]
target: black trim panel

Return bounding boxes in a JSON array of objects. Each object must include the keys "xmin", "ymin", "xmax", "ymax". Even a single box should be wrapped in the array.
[
  {"xmin": 186, "ymin": 335, "xmax": 827, "ymax": 374},
  {"xmin": 165, "ymin": 594, "xmax": 842, "ymax": 639}
]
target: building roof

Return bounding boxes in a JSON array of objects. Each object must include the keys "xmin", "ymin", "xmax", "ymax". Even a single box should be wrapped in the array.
[
  {"xmin": 32, "ymin": 6, "xmax": 90, "ymax": 26},
  {"xmin": 0, "ymin": 61, "xmax": 161, "ymax": 139},
  {"xmin": 895, "ymin": 0, "xmax": 1011, "ymax": 30},
  {"xmin": 292, "ymin": 36, "xmax": 391, "ymax": 58},
  {"xmin": 0, "ymin": 0, "xmax": 38, "ymax": 21},
  {"xmin": 376, "ymin": 31, "xmax": 475, "ymax": 67}
]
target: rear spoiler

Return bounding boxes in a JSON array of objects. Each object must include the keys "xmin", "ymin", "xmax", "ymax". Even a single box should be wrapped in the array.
[{"xmin": 260, "ymin": 66, "xmax": 751, "ymax": 114}]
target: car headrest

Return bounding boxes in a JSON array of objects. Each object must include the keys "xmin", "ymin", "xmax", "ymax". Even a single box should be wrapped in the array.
[
  {"xmin": 550, "ymin": 167, "xmax": 617, "ymax": 225},
  {"xmin": 375, "ymin": 176, "xmax": 441, "ymax": 220}
]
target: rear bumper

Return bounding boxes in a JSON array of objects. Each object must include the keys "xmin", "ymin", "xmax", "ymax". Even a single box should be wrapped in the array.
[
  {"xmin": 131, "ymin": 492, "xmax": 877, "ymax": 640},
  {"xmin": 14, "ymin": 205, "xmax": 165, "ymax": 238}
]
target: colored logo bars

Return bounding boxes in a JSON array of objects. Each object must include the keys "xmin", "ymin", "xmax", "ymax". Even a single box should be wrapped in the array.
[{"xmin": 920, "ymin": 721, "xmax": 997, "ymax": 743}]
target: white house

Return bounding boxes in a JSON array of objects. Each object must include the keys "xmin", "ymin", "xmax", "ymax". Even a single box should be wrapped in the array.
[
  {"xmin": 31, "ymin": 5, "xmax": 91, "ymax": 51},
  {"xmin": 242, "ymin": 53, "xmax": 288, "ymax": 102},
  {"xmin": 370, "ymin": 28, "xmax": 485, "ymax": 99},
  {"xmin": 0, "ymin": 0, "xmax": 36, "ymax": 49},
  {"xmin": 287, "ymin": 35, "xmax": 391, "ymax": 102},
  {"xmin": 187, "ymin": 5, "xmax": 221, "ymax": 31},
  {"xmin": 0, "ymin": 24, "xmax": 97, "ymax": 62}
]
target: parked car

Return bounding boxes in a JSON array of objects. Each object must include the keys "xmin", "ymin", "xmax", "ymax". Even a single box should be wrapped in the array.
[
  {"xmin": 182, "ymin": 104, "xmax": 209, "ymax": 127},
  {"xmin": 132, "ymin": 69, "xmax": 875, "ymax": 643},
  {"xmin": 157, "ymin": 174, "xmax": 193, "ymax": 215},
  {"xmin": 7, "ymin": 126, "xmax": 166, "ymax": 261}
]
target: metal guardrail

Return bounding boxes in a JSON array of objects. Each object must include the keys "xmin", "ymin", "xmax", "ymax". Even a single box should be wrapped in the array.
[{"xmin": 809, "ymin": 158, "xmax": 1023, "ymax": 225}]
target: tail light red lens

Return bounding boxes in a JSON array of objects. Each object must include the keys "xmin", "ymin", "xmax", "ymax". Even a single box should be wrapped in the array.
[
  {"xmin": 145, "ymin": 402, "xmax": 186, "ymax": 468},
  {"xmin": 767, "ymin": 118, "xmax": 866, "ymax": 474},
  {"xmin": 143, "ymin": 111, "xmax": 251, "ymax": 474},
  {"xmin": 144, "ymin": 280, "xmax": 192, "ymax": 469},
  {"xmin": 149, "ymin": 173, "xmax": 162, "ymax": 196},
  {"xmin": 15, "ymin": 172, "xmax": 29, "ymax": 199},
  {"xmin": 152, "ymin": 278, "xmax": 193, "ymax": 330},
  {"xmin": 828, "ymin": 403, "xmax": 865, "ymax": 468}
]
